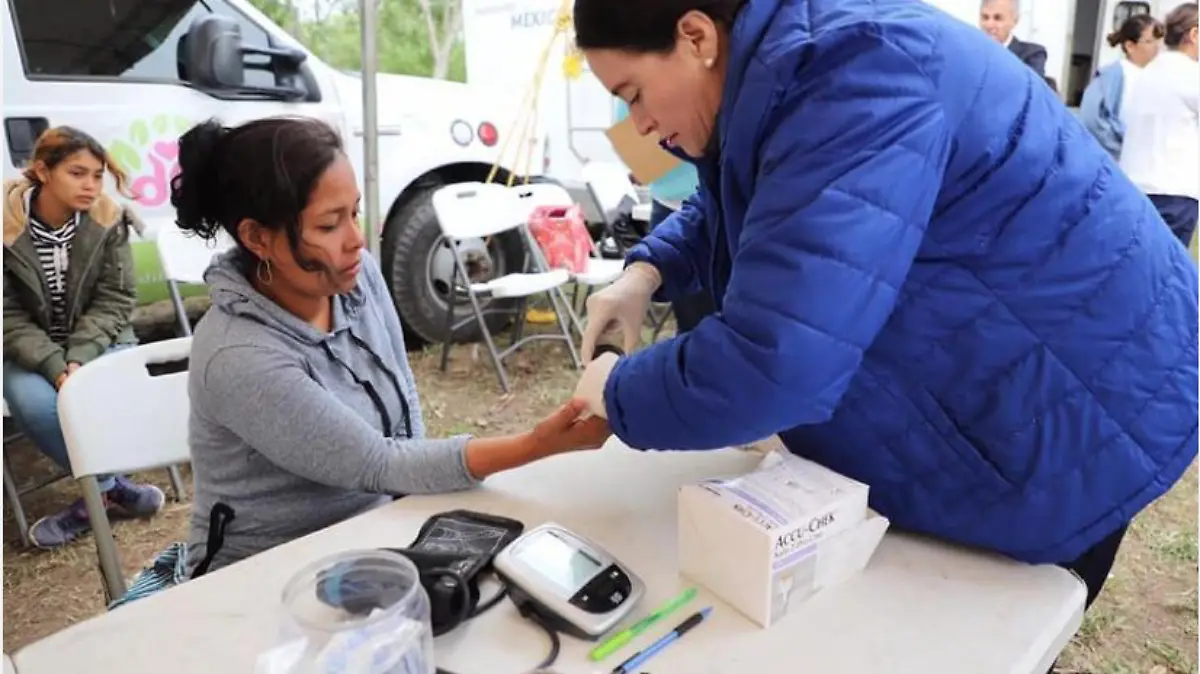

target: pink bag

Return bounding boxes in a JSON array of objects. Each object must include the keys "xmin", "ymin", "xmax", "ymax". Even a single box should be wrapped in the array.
[{"xmin": 528, "ymin": 204, "xmax": 593, "ymax": 274}]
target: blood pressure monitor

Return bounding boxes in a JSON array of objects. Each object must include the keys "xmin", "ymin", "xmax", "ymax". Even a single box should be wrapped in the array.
[{"xmin": 494, "ymin": 522, "xmax": 645, "ymax": 640}]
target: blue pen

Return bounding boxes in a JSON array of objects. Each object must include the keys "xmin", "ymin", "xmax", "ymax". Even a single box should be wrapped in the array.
[{"xmin": 609, "ymin": 607, "xmax": 713, "ymax": 674}]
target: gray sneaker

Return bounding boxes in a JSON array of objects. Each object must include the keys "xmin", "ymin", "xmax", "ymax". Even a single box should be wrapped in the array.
[
  {"xmin": 29, "ymin": 497, "xmax": 91, "ymax": 549},
  {"xmin": 29, "ymin": 477, "xmax": 165, "ymax": 549},
  {"xmin": 105, "ymin": 476, "xmax": 166, "ymax": 519}
]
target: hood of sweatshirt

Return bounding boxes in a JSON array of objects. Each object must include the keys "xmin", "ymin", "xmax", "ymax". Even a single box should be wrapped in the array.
[{"xmin": 203, "ymin": 249, "xmax": 368, "ymax": 347}]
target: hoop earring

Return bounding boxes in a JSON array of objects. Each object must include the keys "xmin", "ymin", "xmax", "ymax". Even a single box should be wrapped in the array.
[{"xmin": 256, "ymin": 258, "xmax": 274, "ymax": 286}]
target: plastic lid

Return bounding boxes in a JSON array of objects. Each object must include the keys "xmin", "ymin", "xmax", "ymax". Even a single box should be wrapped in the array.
[{"xmin": 281, "ymin": 549, "xmax": 425, "ymax": 634}]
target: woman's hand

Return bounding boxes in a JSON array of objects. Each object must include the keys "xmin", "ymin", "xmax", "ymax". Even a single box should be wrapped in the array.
[
  {"xmin": 463, "ymin": 400, "xmax": 613, "ymax": 480},
  {"xmin": 54, "ymin": 362, "xmax": 83, "ymax": 390},
  {"xmin": 528, "ymin": 399, "xmax": 612, "ymax": 455},
  {"xmin": 580, "ymin": 262, "xmax": 662, "ymax": 361}
]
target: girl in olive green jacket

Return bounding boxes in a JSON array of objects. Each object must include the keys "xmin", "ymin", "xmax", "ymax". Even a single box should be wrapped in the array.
[{"xmin": 3, "ymin": 126, "xmax": 164, "ymax": 549}]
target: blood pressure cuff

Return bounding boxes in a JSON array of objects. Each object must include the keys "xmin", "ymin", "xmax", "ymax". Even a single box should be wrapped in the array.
[{"xmin": 315, "ymin": 510, "xmax": 524, "ymax": 636}]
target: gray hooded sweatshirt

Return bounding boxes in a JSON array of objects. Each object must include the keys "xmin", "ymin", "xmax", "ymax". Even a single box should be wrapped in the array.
[{"xmin": 185, "ymin": 250, "xmax": 477, "ymax": 574}]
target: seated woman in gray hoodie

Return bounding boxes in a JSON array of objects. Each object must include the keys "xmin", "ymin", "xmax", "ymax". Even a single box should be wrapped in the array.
[{"xmin": 170, "ymin": 116, "xmax": 611, "ymax": 575}]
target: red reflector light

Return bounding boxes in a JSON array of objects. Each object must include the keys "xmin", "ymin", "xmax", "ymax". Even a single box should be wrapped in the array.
[{"xmin": 478, "ymin": 122, "xmax": 498, "ymax": 147}]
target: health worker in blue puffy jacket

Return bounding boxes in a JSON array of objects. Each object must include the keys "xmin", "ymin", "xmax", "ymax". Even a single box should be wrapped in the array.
[{"xmin": 571, "ymin": 0, "xmax": 1198, "ymax": 610}]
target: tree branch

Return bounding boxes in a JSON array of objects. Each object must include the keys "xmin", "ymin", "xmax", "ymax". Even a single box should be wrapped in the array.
[
  {"xmin": 431, "ymin": 0, "xmax": 461, "ymax": 78},
  {"xmin": 416, "ymin": 0, "xmax": 441, "ymax": 57}
]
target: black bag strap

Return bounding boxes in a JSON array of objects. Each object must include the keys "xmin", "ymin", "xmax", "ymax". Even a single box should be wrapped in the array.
[{"xmin": 191, "ymin": 503, "xmax": 235, "ymax": 579}]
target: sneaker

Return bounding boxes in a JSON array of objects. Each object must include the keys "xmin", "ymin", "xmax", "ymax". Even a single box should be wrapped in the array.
[
  {"xmin": 28, "ymin": 497, "xmax": 92, "ymax": 549},
  {"xmin": 106, "ymin": 476, "xmax": 166, "ymax": 520},
  {"xmin": 28, "ymin": 478, "xmax": 165, "ymax": 549}
]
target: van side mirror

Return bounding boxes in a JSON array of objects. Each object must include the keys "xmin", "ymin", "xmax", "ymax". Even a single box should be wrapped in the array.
[
  {"xmin": 184, "ymin": 15, "xmax": 309, "ymax": 100},
  {"xmin": 185, "ymin": 15, "xmax": 245, "ymax": 89}
]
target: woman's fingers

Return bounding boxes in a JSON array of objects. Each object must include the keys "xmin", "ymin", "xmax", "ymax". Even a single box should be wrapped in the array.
[
  {"xmin": 565, "ymin": 413, "xmax": 613, "ymax": 449},
  {"xmin": 580, "ymin": 315, "xmax": 606, "ymax": 362},
  {"xmin": 559, "ymin": 398, "xmax": 589, "ymax": 423},
  {"xmin": 542, "ymin": 399, "xmax": 588, "ymax": 431}
]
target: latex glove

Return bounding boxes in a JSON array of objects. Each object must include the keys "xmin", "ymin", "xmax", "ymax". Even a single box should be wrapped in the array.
[
  {"xmin": 572, "ymin": 351, "xmax": 619, "ymax": 419},
  {"xmin": 580, "ymin": 262, "xmax": 662, "ymax": 362}
]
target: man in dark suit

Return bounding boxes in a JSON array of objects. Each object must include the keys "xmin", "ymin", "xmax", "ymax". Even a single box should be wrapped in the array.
[{"xmin": 980, "ymin": 0, "xmax": 1049, "ymax": 77}]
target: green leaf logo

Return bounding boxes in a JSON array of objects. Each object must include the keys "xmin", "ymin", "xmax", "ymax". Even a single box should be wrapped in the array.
[
  {"xmin": 109, "ymin": 139, "xmax": 141, "ymax": 172},
  {"xmin": 108, "ymin": 116, "xmax": 196, "ymax": 178},
  {"xmin": 129, "ymin": 120, "xmax": 150, "ymax": 147}
]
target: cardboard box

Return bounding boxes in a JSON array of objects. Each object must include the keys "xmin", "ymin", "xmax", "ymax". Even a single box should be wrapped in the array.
[
  {"xmin": 678, "ymin": 451, "xmax": 889, "ymax": 628},
  {"xmin": 604, "ymin": 116, "xmax": 681, "ymax": 185}
]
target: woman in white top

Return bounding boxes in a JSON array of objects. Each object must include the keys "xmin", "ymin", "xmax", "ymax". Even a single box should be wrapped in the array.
[
  {"xmin": 1079, "ymin": 14, "xmax": 1163, "ymax": 160},
  {"xmin": 1120, "ymin": 3, "xmax": 1199, "ymax": 247}
]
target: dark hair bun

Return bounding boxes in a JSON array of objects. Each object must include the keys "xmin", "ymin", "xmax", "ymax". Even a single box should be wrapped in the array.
[
  {"xmin": 1106, "ymin": 29, "xmax": 1123, "ymax": 47},
  {"xmin": 171, "ymin": 119, "xmax": 228, "ymax": 240}
]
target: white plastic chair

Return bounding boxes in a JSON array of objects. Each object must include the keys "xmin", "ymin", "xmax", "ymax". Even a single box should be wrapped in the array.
[
  {"xmin": 512, "ymin": 182, "xmax": 625, "ymax": 284},
  {"xmin": 511, "ymin": 183, "xmax": 625, "ymax": 334},
  {"xmin": 3, "ymin": 397, "xmax": 70, "ymax": 547},
  {"xmin": 57, "ymin": 337, "xmax": 194, "ymax": 601},
  {"xmin": 431, "ymin": 182, "xmax": 581, "ymax": 392},
  {"xmin": 580, "ymin": 163, "xmax": 678, "ymax": 340},
  {"xmin": 581, "ymin": 161, "xmax": 644, "ymax": 253},
  {"xmin": 155, "ymin": 226, "xmax": 229, "ymax": 497},
  {"xmin": 155, "ymin": 225, "xmax": 235, "ymax": 336},
  {"xmin": 632, "ymin": 202, "xmax": 652, "ymax": 224}
]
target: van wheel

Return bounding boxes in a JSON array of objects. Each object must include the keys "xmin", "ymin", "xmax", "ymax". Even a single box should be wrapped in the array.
[{"xmin": 382, "ymin": 182, "xmax": 525, "ymax": 348}]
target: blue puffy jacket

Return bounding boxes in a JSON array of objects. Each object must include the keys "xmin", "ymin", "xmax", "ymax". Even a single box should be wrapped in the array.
[{"xmin": 605, "ymin": 0, "xmax": 1198, "ymax": 564}]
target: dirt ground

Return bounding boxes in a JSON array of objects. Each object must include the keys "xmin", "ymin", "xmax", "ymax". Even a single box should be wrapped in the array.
[{"xmin": 2, "ymin": 303, "xmax": 1197, "ymax": 673}]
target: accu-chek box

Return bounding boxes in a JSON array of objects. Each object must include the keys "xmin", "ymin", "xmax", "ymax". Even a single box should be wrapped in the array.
[{"xmin": 677, "ymin": 449, "xmax": 889, "ymax": 628}]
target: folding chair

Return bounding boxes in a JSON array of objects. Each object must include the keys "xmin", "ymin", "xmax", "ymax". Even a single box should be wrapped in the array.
[
  {"xmin": 632, "ymin": 202, "xmax": 653, "ymax": 224},
  {"xmin": 512, "ymin": 182, "xmax": 625, "ymax": 335},
  {"xmin": 2, "ymin": 398, "xmax": 70, "ymax": 547},
  {"xmin": 155, "ymin": 225, "xmax": 230, "ymax": 497},
  {"xmin": 57, "ymin": 337, "xmax": 194, "ymax": 601},
  {"xmin": 580, "ymin": 162, "xmax": 675, "ymax": 339},
  {"xmin": 155, "ymin": 224, "xmax": 235, "ymax": 336},
  {"xmin": 430, "ymin": 182, "xmax": 581, "ymax": 393},
  {"xmin": 581, "ymin": 161, "xmax": 643, "ymax": 255}
]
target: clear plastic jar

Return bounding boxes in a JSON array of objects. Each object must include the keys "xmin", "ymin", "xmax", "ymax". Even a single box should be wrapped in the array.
[{"xmin": 277, "ymin": 549, "xmax": 434, "ymax": 674}]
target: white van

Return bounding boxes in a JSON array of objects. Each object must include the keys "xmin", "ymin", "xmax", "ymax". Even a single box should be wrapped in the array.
[
  {"xmin": 1, "ymin": 0, "xmax": 544, "ymax": 347},
  {"xmin": 462, "ymin": 0, "xmax": 1176, "ymax": 186}
]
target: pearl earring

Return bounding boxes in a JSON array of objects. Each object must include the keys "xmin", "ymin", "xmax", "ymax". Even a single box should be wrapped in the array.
[{"xmin": 704, "ymin": 57, "xmax": 714, "ymax": 68}]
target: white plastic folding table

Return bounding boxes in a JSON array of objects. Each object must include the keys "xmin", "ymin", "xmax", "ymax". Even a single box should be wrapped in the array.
[{"xmin": 10, "ymin": 441, "xmax": 1085, "ymax": 673}]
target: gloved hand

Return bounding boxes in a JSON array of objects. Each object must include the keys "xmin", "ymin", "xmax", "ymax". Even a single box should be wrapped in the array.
[
  {"xmin": 580, "ymin": 262, "xmax": 662, "ymax": 362},
  {"xmin": 572, "ymin": 351, "xmax": 620, "ymax": 419}
]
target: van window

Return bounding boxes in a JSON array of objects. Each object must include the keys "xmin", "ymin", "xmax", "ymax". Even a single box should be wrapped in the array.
[
  {"xmin": 11, "ymin": 0, "xmax": 280, "ymax": 88},
  {"xmin": 1112, "ymin": 1, "xmax": 1152, "ymax": 31}
]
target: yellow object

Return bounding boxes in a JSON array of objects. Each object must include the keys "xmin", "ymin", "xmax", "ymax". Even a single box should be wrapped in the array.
[
  {"xmin": 563, "ymin": 50, "xmax": 584, "ymax": 80},
  {"xmin": 554, "ymin": 9, "xmax": 573, "ymax": 32},
  {"xmin": 525, "ymin": 308, "xmax": 558, "ymax": 324}
]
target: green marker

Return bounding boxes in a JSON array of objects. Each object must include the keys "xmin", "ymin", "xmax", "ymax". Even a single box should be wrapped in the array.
[{"xmin": 589, "ymin": 587, "xmax": 699, "ymax": 661}]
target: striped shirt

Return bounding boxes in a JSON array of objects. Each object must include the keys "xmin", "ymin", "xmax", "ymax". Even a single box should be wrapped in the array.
[{"xmin": 27, "ymin": 213, "xmax": 79, "ymax": 344}]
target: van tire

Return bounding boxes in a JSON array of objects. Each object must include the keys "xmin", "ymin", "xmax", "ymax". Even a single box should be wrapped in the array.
[{"xmin": 382, "ymin": 182, "xmax": 523, "ymax": 348}]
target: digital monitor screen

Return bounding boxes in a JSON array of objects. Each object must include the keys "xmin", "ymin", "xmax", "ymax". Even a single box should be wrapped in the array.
[{"xmin": 515, "ymin": 531, "xmax": 603, "ymax": 594}]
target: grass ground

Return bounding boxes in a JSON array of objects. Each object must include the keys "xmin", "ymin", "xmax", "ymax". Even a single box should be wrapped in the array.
[{"xmin": 2, "ymin": 305, "xmax": 1196, "ymax": 672}]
